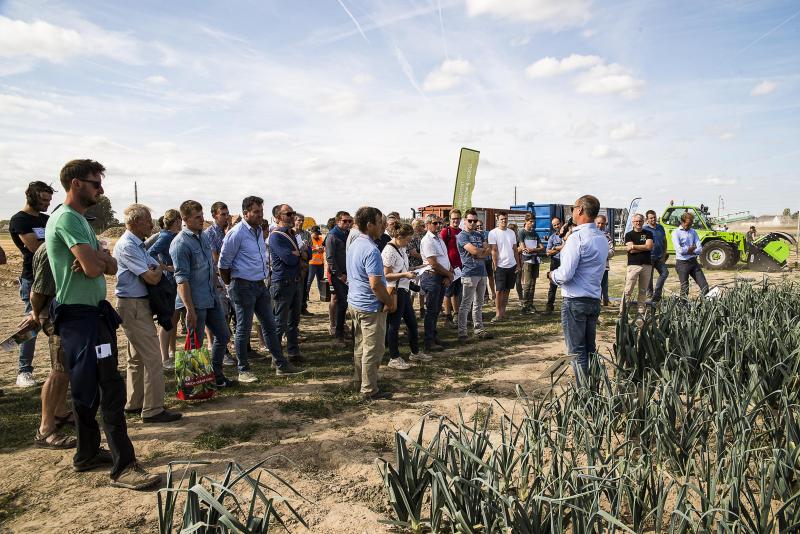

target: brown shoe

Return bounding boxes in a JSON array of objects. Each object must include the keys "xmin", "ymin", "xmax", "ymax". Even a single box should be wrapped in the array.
[{"xmin": 111, "ymin": 463, "xmax": 162, "ymax": 490}]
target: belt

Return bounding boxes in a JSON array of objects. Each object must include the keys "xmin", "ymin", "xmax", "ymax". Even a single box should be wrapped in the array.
[
  {"xmin": 232, "ymin": 278, "xmax": 266, "ymax": 283},
  {"xmin": 117, "ymin": 296, "xmax": 148, "ymax": 299}
]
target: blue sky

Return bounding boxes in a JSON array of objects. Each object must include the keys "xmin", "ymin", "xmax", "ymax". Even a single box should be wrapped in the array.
[{"xmin": 1, "ymin": 0, "xmax": 798, "ymax": 221}]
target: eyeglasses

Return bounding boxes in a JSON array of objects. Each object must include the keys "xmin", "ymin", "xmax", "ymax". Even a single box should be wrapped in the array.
[
  {"xmin": 572, "ymin": 205, "xmax": 582, "ymax": 211},
  {"xmin": 466, "ymin": 218, "xmax": 478, "ymax": 223},
  {"xmin": 430, "ymin": 221, "xmax": 442, "ymax": 226},
  {"xmin": 79, "ymin": 178, "xmax": 102, "ymax": 189},
  {"xmin": 281, "ymin": 211, "xmax": 296, "ymax": 217},
  {"xmin": 341, "ymin": 219, "xmax": 353, "ymax": 224}
]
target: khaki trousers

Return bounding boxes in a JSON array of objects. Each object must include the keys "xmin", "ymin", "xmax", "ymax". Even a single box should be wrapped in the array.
[
  {"xmin": 117, "ymin": 297, "xmax": 164, "ymax": 418},
  {"xmin": 349, "ymin": 306, "xmax": 387, "ymax": 395},
  {"xmin": 620, "ymin": 265, "xmax": 653, "ymax": 316}
]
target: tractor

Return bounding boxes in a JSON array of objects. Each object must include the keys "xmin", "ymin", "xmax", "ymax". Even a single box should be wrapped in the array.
[{"xmin": 661, "ymin": 205, "xmax": 796, "ymax": 271}]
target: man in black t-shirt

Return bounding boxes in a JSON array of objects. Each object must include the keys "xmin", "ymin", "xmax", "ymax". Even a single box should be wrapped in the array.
[
  {"xmin": 9, "ymin": 180, "xmax": 54, "ymax": 387},
  {"xmin": 620, "ymin": 213, "xmax": 653, "ymax": 319}
]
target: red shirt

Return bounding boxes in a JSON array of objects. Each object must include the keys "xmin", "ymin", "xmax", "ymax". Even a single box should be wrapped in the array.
[{"xmin": 440, "ymin": 225, "xmax": 463, "ymax": 269}]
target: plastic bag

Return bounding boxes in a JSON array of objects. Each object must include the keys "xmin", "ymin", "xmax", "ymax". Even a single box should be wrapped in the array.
[{"xmin": 175, "ymin": 332, "xmax": 216, "ymax": 401}]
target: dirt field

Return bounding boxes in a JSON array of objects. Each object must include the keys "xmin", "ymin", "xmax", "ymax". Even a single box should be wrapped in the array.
[{"xmin": 0, "ymin": 234, "xmax": 798, "ymax": 533}]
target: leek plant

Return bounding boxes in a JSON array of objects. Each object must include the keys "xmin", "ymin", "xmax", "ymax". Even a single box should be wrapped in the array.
[{"xmin": 378, "ymin": 281, "xmax": 800, "ymax": 532}]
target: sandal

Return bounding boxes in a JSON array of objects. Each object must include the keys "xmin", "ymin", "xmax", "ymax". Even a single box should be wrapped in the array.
[
  {"xmin": 34, "ymin": 429, "xmax": 77, "ymax": 449},
  {"xmin": 55, "ymin": 411, "xmax": 75, "ymax": 429}
]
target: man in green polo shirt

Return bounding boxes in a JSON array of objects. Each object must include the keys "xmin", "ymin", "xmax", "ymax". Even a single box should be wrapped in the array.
[{"xmin": 47, "ymin": 159, "xmax": 160, "ymax": 491}]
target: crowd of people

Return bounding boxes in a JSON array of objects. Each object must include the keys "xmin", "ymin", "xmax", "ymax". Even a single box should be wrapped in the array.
[{"xmin": 2, "ymin": 160, "xmax": 713, "ymax": 492}]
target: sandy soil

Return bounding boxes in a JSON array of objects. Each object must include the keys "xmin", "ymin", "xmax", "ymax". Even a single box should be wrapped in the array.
[{"xmin": 0, "ymin": 234, "xmax": 798, "ymax": 533}]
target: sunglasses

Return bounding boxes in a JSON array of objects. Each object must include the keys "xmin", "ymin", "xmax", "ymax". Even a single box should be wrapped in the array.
[
  {"xmin": 79, "ymin": 178, "xmax": 102, "ymax": 189},
  {"xmin": 341, "ymin": 219, "xmax": 353, "ymax": 224},
  {"xmin": 430, "ymin": 221, "xmax": 442, "ymax": 226},
  {"xmin": 466, "ymin": 218, "xmax": 478, "ymax": 223},
  {"xmin": 281, "ymin": 211, "xmax": 296, "ymax": 217}
]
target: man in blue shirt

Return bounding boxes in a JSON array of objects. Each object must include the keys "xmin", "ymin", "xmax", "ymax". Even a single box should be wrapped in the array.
[
  {"xmin": 203, "ymin": 201, "xmax": 234, "ymax": 363},
  {"xmin": 171, "ymin": 200, "xmax": 236, "ymax": 387},
  {"xmin": 456, "ymin": 208, "xmax": 493, "ymax": 342},
  {"xmin": 548, "ymin": 195, "xmax": 608, "ymax": 381},
  {"xmin": 671, "ymin": 212, "xmax": 709, "ymax": 297},
  {"xmin": 545, "ymin": 217, "xmax": 564, "ymax": 313},
  {"xmin": 347, "ymin": 206, "xmax": 397, "ymax": 400},
  {"xmin": 645, "ymin": 210, "xmax": 669, "ymax": 302},
  {"xmin": 268, "ymin": 204, "xmax": 306, "ymax": 363},
  {"xmin": 114, "ymin": 203, "xmax": 181, "ymax": 424},
  {"xmin": 219, "ymin": 197, "xmax": 302, "ymax": 381}
]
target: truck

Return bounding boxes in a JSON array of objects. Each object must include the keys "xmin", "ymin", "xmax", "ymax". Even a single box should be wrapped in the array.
[{"xmin": 661, "ymin": 205, "xmax": 796, "ymax": 271}]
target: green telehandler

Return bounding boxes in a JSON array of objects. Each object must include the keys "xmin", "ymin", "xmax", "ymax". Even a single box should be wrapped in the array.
[{"xmin": 660, "ymin": 205, "xmax": 796, "ymax": 271}]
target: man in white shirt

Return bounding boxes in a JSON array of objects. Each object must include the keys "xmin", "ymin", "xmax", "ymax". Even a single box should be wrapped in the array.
[
  {"xmin": 488, "ymin": 212, "xmax": 520, "ymax": 321},
  {"xmin": 419, "ymin": 214, "xmax": 453, "ymax": 352}
]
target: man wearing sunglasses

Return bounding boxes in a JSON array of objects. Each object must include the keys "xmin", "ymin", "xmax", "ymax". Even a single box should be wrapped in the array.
[
  {"xmin": 419, "ymin": 214, "xmax": 453, "ymax": 352},
  {"xmin": 325, "ymin": 210, "xmax": 353, "ymax": 346},
  {"xmin": 456, "ymin": 209, "xmax": 494, "ymax": 342},
  {"xmin": 547, "ymin": 195, "xmax": 608, "ymax": 383},
  {"xmin": 47, "ymin": 159, "xmax": 160, "ymax": 490}
]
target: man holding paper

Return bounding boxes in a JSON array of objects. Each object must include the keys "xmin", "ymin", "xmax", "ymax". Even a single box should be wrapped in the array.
[
  {"xmin": 419, "ymin": 214, "xmax": 453, "ymax": 352},
  {"xmin": 517, "ymin": 213, "xmax": 545, "ymax": 314}
]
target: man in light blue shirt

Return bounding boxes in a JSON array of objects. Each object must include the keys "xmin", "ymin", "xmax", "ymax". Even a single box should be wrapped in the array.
[
  {"xmin": 219, "ymin": 196, "xmax": 302, "ymax": 381},
  {"xmin": 114, "ymin": 203, "xmax": 181, "ymax": 423},
  {"xmin": 171, "ymin": 200, "xmax": 234, "ymax": 388},
  {"xmin": 547, "ymin": 195, "xmax": 608, "ymax": 381},
  {"xmin": 670, "ymin": 212, "xmax": 709, "ymax": 297},
  {"xmin": 347, "ymin": 206, "xmax": 396, "ymax": 400}
]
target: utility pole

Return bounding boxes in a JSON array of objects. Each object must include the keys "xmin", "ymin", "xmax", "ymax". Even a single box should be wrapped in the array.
[
  {"xmin": 514, "ymin": 186, "xmax": 517, "ymax": 205},
  {"xmin": 134, "ymin": 181, "xmax": 138, "ymax": 203}
]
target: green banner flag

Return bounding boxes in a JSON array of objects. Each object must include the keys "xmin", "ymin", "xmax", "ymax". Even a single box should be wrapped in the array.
[{"xmin": 453, "ymin": 147, "xmax": 479, "ymax": 214}]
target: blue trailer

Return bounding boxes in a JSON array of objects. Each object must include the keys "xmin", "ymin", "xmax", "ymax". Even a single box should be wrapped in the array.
[{"xmin": 510, "ymin": 202, "xmax": 625, "ymax": 243}]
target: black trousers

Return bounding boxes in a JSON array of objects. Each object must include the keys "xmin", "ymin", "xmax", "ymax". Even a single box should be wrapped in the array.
[
  {"xmin": 387, "ymin": 289, "xmax": 420, "ymax": 358},
  {"xmin": 547, "ymin": 257, "xmax": 561, "ymax": 307},
  {"xmin": 675, "ymin": 258, "xmax": 709, "ymax": 297},
  {"xmin": 55, "ymin": 303, "xmax": 135, "ymax": 479},
  {"xmin": 331, "ymin": 276, "xmax": 349, "ymax": 338}
]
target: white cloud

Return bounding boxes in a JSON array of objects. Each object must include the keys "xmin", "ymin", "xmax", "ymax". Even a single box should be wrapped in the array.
[
  {"xmin": 510, "ymin": 36, "xmax": 531, "ymax": 47},
  {"xmin": 566, "ymin": 120, "xmax": 597, "ymax": 138},
  {"xmin": 353, "ymin": 73, "xmax": 374, "ymax": 85},
  {"xmin": 525, "ymin": 54, "xmax": 601, "ymax": 78},
  {"xmin": 610, "ymin": 122, "xmax": 647, "ymax": 141},
  {"xmin": 466, "ymin": 0, "xmax": 591, "ymax": 29},
  {"xmin": 581, "ymin": 28, "xmax": 596, "ymax": 38},
  {"xmin": 423, "ymin": 59, "xmax": 474, "ymax": 92},
  {"xmin": 591, "ymin": 144, "xmax": 623, "ymax": 158},
  {"xmin": 750, "ymin": 80, "xmax": 777, "ymax": 96},
  {"xmin": 574, "ymin": 63, "xmax": 645, "ymax": 99},
  {"xmin": 146, "ymin": 75, "xmax": 168, "ymax": 85},
  {"xmin": 719, "ymin": 132, "xmax": 735, "ymax": 141},
  {"xmin": 705, "ymin": 175, "xmax": 737, "ymax": 186},
  {"xmin": 0, "ymin": 93, "xmax": 71, "ymax": 119},
  {"xmin": 252, "ymin": 131, "xmax": 293, "ymax": 143},
  {"xmin": 315, "ymin": 90, "xmax": 360, "ymax": 116}
]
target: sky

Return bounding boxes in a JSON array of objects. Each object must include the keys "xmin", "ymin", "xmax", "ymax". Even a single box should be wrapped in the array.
[{"xmin": 1, "ymin": 0, "xmax": 798, "ymax": 222}]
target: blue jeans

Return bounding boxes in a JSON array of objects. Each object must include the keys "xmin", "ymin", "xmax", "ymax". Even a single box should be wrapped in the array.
[
  {"xmin": 387, "ymin": 289, "xmax": 420, "ymax": 358},
  {"xmin": 191, "ymin": 299, "xmax": 231, "ymax": 380},
  {"xmin": 228, "ymin": 279, "xmax": 287, "ymax": 371},
  {"xmin": 420, "ymin": 274, "xmax": 445, "ymax": 345},
  {"xmin": 270, "ymin": 279, "xmax": 302, "ymax": 356},
  {"xmin": 561, "ymin": 297, "xmax": 601, "ymax": 381},
  {"xmin": 18, "ymin": 276, "xmax": 36, "ymax": 374},
  {"xmin": 601, "ymin": 270, "xmax": 609, "ymax": 303},
  {"xmin": 306, "ymin": 264, "xmax": 325, "ymax": 298},
  {"xmin": 648, "ymin": 258, "xmax": 669, "ymax": 301}
]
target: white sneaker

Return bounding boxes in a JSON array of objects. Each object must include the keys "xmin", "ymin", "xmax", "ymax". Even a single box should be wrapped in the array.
[
  {"xmin": 238, "ymin": 371, "xmax": 258, "ymax": 383},
  {"xmin": 16, "ymin": 372, "xmax": 36, "ymax": 388},
  {"xmin": 162, "ymin": 356, "xmax": 175, "ymax": 370},
  {"xmin": 409, "ymin": 352, "xmax": 432, "ymax": 363},
  {"xmin": 223, "ymin": 352, "xmax": 236, "ymax": 366},
  {"xmin": 387, "ymin": 357, "xmax": 411, "ymax": 370}
]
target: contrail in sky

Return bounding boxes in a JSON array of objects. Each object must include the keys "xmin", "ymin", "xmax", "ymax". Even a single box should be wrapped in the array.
[{"xmin": 336, "ymin": 0, "xmax": 370, "ymax": 43}]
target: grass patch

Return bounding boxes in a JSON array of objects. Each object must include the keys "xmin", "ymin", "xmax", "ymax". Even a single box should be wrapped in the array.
[
  {"xmin": 277, "ymin": 386, "xmax": 362, "ymax": 419},
  {"xmin": 0, "ymin": 386, "xmax": 44, "ymax": 452},
  {"xmin": 193, "ymin": 421, "xmax": 261, "ymax": 450},
  {"xmin": 0, "ymin": 491, "xmax": 24, "ymax": 524}
]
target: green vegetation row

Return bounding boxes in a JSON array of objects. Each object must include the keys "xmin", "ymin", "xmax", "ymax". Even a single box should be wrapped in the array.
[{"xmin": 378, "ymin": 280, "xmax": 800, "ymax": 532}]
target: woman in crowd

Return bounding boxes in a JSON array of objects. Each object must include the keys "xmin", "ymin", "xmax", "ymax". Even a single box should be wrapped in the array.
[
  {"xmin": 408, "ymin": 218, "xmax": 426, "ymax": 318},
  {"xmin": 148, "ymin": 209, "xmax": 181, "ymax": 369},
  {"xmin": 307, "ymin": 225, "xmax": 325, "ymax": 302},
  {"xmin": 382, "ymin": 221, "xmax": 430, "ymax": 370}
]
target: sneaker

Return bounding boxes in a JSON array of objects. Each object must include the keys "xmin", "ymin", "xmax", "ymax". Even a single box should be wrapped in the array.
[
  {"xmin": 288, "ymin": 353, "xmax": 307, "ymax": 364},
  {"xmin": 110, "ymin": 463, "xmax": 162, "ymax": 490},
  {"xmin": 387, "ymin": 357, "xmax": 411, "ymax": 370},
  {"xmin": 424, "ymin": 343, "xmax": 444, "ymax": 353},
  {"xmin": 490, "ymin": 316, "xmax": 504, "ymax": 323},
  {"xmin": 275, "ymin": 363, "xmax": 306, "ymax": 376},
  {"xmin": 74, "ymin": 448, "xmax": 113, "ymax": 472},
  {"xmin": 15, "ymin": 372, "xmax": 36, "ymax": 388},
  {"xmin": 238, "ymin": 371, "xmax": 258, "ymax": 383},
  {"xmin": 409, "ymin": 351, "xmax": 432, "ymax": 362},
  {"xmin": 162, "ymin": 357, "xmax": 175, "ymax": 370},
  {"xmin": 214, "ymin": 377, "xmax": 238, "ymax": 388},
  {"xmin": 142, "ymin": 410, "xmax": 182, "ymax": 424},
  {"xmin": 476, "ymin": 330, "xmax": 494, "ymax": 340},
  {"xmin": 223, "ymin": 352, "xmax": 237, "ymax": 366},
  {"xmin": 300, "ymin": 309, "xmax": 314, "ymax": 317}
]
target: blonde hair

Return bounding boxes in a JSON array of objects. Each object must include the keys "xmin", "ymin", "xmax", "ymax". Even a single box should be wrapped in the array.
[
  {"xmin": 163, "ymin": 209, "xmax": 181, "ymax": 229},
  {"xmin": 388, "ymin": 220, "xmax": 414, "ymax": 239},
  {"xmin": 124, "ymin": 203, "xmax": 152, "ymax": 226}
]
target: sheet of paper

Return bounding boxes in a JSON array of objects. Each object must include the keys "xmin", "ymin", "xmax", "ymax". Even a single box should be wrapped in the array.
[
  {"xmin": 452, "ymin": 267, "xmax": 462, "ymax": 281},
  {"xmin": 95, "ymin": 343, "xmax": 113, "ymax": 359},
  {"xmin": 524, "ymin": 239, "xmax": 537, "ymax": 249}
]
